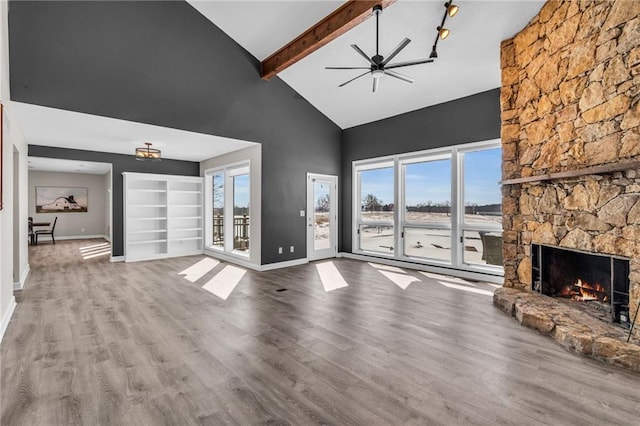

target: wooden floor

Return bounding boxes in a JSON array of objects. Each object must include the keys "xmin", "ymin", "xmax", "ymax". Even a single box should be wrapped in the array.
[{"xmin": 2, "ymin": 239, "xmax": 639, "ymax": 425}]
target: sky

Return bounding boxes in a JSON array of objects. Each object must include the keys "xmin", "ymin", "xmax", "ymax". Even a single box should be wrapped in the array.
[{"xmin": 360, "ymin": 148, "xmax": 501, "ymax": 207}]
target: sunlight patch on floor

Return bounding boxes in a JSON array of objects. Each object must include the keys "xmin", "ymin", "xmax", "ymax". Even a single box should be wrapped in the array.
[
  {"xmin": 79, "ymin": 242, "xmax": 111, "ymax": 260},
  {"xmin": 419, "ymin": 272, "xmax": 494, "ymax": 296},
  {"xmin": 178, "ymin": 258, "xmax": 220, "ymax": 283},
  {"xmin": 202, "ymin": 265, "xmax": 246, "ymax": 300},
  {"xmin": 316, "ymin": 261, "xmax": 349, "ymax": 292},
  {"xmin": 377, "ymin": 270, "xmax": 420, "ymax": 290}
]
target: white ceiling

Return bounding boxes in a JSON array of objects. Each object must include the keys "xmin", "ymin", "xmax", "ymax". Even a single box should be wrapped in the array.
[
  {"xmin": 190, "ymin": 0, "xmax": 545, "ymax": 129},
  {"xmin": 14, "ymin": 102, "xmax": 257, "ymax": 162},
  {"xmin": 28, "ymin": 157, "xmax": 112, "ymax": 174}
]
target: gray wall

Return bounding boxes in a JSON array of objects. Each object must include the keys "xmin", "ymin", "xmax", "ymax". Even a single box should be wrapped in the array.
[
  {"xmin": 28, "ymin": 145, "xmax": 199, "ymax": 256},
  {"xmin": 29, "ymin": 171, "xmax": 108, "ymax": 239},
  {"xmin": 340, "ymin": 89, "xmax": 501, "ymax": 252},
  {"xmin": 10, "ymin": 1, "xmax": 342, "ymax": 264}
]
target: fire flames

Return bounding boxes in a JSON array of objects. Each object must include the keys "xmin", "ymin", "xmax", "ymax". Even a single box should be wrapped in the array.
[{"xmin": 559, "ymin": 278, "xmax": 608, "ymax": 302}]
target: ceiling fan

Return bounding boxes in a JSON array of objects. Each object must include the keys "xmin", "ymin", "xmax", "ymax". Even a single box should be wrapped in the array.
[{"xmin": 326, "ymin": 4, "xmax": 434, "ymax": 93}]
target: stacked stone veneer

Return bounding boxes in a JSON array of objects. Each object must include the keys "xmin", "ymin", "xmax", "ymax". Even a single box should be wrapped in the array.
[{"xmin": 500, "ymin": 0, "xmax": 640, "ymax": 337}]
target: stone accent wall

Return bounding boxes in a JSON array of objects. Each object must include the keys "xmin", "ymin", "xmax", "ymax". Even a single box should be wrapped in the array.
[{"xmin": 500, "ymin": 0, "xmax": 640, "ymax": 334}]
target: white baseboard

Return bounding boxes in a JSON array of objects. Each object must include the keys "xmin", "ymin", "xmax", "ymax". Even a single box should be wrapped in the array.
[
  {"xmin": 13, "ymin": 264, "xmax": 30, "ymax": 291},
  {"xmin": 0, "ymin": 297, "xmax": 17, "ymax": 344},
  {"xmin": 110, "ymin": 256, "xmax": 125, "ymax": 263},
  {"xmin": 34, "ymin": 234, "xmax": 108, "ymax": 242},
  {"xmin": 259, "ymin": 257, "xmax": 309, "ymax": 271},
  {"xmin": 339, "ymin": 252, "xmax": 504, "ymax": 284}
]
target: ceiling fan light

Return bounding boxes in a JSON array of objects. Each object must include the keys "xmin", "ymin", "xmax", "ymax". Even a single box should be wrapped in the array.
[
  {"xmin": 372, "ymin": 69, "xmax": 384, "ymax": 79},
  {"xmin": 447, "ymin": 4, "xmax": 459, "ymax": 17},
  {"xmin": 438, "ymin": 26, "xmax": 450, "ymax": 40}
]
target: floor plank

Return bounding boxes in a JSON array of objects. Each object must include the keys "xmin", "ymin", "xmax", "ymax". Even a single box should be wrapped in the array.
[{"xmin": 1, "ymin": 239, "xmax": 639, "ymax": 425}]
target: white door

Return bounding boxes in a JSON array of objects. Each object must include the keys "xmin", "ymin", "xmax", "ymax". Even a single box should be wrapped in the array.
[{"xmin": 307, "ymin": 174, "xmax": 338, "ymax": 261}]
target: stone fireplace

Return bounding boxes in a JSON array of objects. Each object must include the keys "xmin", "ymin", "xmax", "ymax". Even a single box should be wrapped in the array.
[{"xmin": 494, "ymin": 0, "xmax": 640, "ymax": 370}]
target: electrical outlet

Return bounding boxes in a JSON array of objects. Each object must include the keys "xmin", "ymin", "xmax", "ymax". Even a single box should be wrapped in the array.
[
  {"xmin": 290, "ymin": 246, "xmax": 294, "ymax": 253},
  {"xmin": 300, "ymin": 210, "xmax": 305, "ymax": 217},
  {"xmin": 278, "ymin": 247, "xmax": 283, "ymax": 254}
]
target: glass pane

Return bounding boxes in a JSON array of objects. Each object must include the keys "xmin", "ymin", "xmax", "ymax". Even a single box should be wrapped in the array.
[
  {"xmin": 359, "ymin": 224, "xmax": 395, "ymax": 254},
  {"xmin": 463, "ymin": 148, "xmax": 503, "ymax": 227},
  {"xmin": 404, "ymin": 159, "xmax": 451, "ymax": 223},
  {"xmin": 360, "ymin": 167, "xmax": 394, "ymax": 222},
  {"xmin": 463, "ymin": 230, "xmax": 503, "ymax": 266},
  {"xmin": 314, "ymin": 181, "xmax": 331, "ymax": 251},
  {"xmin": 212, "ymin": 172, "xmax": 224, "ymax": 248},
  {"xmin": 403, "ymin": 227, "xmax": 451, "ymax": 262},
  {"xmin": 233, "ymin": 174, "xmax": 250, "ymax": 252}
]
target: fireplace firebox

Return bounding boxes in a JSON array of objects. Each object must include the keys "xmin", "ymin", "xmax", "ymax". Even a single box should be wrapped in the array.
[{"xmin": 532, "ymin": 244, "xmax": 631, "ymax": 328}]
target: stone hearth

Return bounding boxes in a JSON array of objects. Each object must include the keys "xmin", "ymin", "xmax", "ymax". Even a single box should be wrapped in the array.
[
  {"xmin": 495, "ymin": 287, "xmax": 640, "ymax": 372},
  {"xmin": 497, "ymin": 0, "xmax": 640, "ymax": 369}
]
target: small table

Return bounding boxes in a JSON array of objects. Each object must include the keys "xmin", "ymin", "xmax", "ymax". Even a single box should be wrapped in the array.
[{"xmin": 30, "ymin": 222, "xmax": 50, "ymax": 245}]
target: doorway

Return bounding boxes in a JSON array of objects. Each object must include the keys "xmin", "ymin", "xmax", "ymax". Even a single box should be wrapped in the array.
[{"xmin": 307, "ymin": 173, "xmax": 338, "ymax": 261}]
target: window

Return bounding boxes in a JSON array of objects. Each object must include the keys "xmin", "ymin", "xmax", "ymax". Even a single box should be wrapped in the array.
[
  {"xmin": 461, "ymin": 147, "xmax": 502, "ymax": 266},
  {"xmin": 212, "ymin": 171, "xmax": 224, "ymax": 248},
  {"xmin": 402, "ymin": 156, "xmax": 452, "ymax": 262},
  {"xmin": 205, "ymin": 163, "xmax": 250, "ymax": 257},
  {"xmin": 356, "ymin": 164, "xmax": 395, "ymax": 255},
  {"xmin": 353, "ymin": 140, "xmax": 502, "ymax": 275}
]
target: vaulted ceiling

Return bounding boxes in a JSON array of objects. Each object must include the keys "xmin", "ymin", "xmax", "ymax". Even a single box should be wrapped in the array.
[{"xmin": 11, "ymin": 0, "xmax": 545, "ymax": 166}]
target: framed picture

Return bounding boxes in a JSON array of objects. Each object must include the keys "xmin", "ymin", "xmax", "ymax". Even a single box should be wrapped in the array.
[{"xmin": 36, "ymin": 186, "xmax": 88, "ymax": 213}]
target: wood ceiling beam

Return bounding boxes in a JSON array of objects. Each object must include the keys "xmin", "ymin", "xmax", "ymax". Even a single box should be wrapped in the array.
[{"xmin": 260, "ymin": 0, "xmax": 397, "ymax": 81}]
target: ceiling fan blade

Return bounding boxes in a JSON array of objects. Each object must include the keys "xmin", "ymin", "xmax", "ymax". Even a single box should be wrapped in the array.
[
  {"xmin": 373, "ymin": 77, "xmax": 379, "ymax": 93},
  {"xmin": 339, "ymin": 71, "xmax": 371, "ymax": 87},
  {"xmin": 385, "ymin": 58, "xmax": 434, "ymax": 70},
  {"xmin": 381, "ymin": 38, "xmax": 411, "ymax": 66},
  {"xmin": 325, "ymin": 66, "xmax": 371, "ymax": 70},
  {"xmin": 384, "ymin": 70, "xmax": 414, "ymax": 84},
  {"xmin": 351, "ymin": 44, "xmax": 375, "ymax": 65}
]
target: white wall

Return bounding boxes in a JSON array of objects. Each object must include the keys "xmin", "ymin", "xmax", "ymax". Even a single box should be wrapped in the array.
[
  {"xmin": 200, "ymin": 145, "xmax": 262, "ymax": 266},
  {"xmin": 1, "ymin": 0, "xmax": 29, "ymax": 341},
  {"xmin": 28, "ymin": 171, "xmax": 109, "ymax": 240}
]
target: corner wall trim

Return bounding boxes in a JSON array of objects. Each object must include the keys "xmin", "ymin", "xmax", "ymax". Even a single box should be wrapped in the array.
[
  {"xmin": 0, "ymin": 297, "xmax": 17, "ymax": 344},
  {"xmin": 204, "ymin": 249, "xmax": 261, "ymax": 271},
  {"xmin": 339, "ymin": 252, "xmax": 504, "ymax": 284},
  {"xmin": 35, "ymin": 234, "xmax": 108, "ymax": 242},
  {"xmin": 13, "ymin": 265, "xmax": 31, "ymax": 290},
  {"xmin": 110, "ymin": 256, "xmax": 125, "ymax": 263}
]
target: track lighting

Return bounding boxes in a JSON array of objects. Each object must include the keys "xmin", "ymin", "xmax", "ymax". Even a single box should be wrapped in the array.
[
  {"xmin": 446, "ymin": 3, "xmax": 459, "ymax": 17},
  {"xmin": 429, "ymin": 2, "xmax": 458, "ymax": 59}
]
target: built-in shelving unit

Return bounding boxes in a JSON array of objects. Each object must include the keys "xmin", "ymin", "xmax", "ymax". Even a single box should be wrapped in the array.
[{"xmin": 124, "ymin": 172, "xmax": 204, "ymax": 262}]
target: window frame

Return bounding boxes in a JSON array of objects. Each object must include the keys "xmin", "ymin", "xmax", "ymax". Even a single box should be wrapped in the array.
[
  {"xmin": 352, "ymin": 139, "xmax": 503, "ymax": 275},
  {"xmin": 204, "ymin": 161, "xmax": 251, "ymax": 258}
]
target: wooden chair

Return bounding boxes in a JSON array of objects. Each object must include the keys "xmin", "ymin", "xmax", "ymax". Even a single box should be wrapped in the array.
[{"xmin": 34, "ymin": 217, "xmax": 57, "ymax": 245}]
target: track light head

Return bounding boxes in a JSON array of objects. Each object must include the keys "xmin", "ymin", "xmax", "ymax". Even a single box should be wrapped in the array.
[
  {"xmin": 446, "ymin": 2, "xmax": 459, "ymax": 17},
  {"xmin": 438, "ymin": 26, "xmax": 450, "ymax": 40},
  {"xmin": 429, "ymin": 46, "xmax": 438, "ymax": 58}
]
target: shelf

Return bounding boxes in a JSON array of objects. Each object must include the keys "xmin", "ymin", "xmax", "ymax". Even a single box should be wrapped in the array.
[
  {"xmin": 170, "ymin": 227, "xmax": 202, "ymax": 232},
  {"xmin": 174, "ymin": 216, "xmax": 202, "ymax": 220},
  {"xmin": 130, "ymin": 204, "xmax": 167, "ymax": 208},
  {"xmin": 130, "ymin": 229, "xmax": 168, "ymax": 234},
  {"xmin": 171, "ymin": 204, "xmax": 201, "ymax": 208},
  {"xmin": 501, "ymin": 160, "xmax": 640, "ymax": 185},
  {"xmin": 129, "ymin": 239, "xmax": 167, "ymax": 245},
  {"xmin": 129, "ymin": 189, "xmax": 166, "ymax": 193},
  {"xmin": 130, "ymin": 217, "xmax": 167, "ymax": 221},
  {"xmin": 169, "ymin": 237, "xmax": 203, "ymax": 242},
  {"xmin": 172, "ymin": 190, "xmax": 201, "ymax": 194}
]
